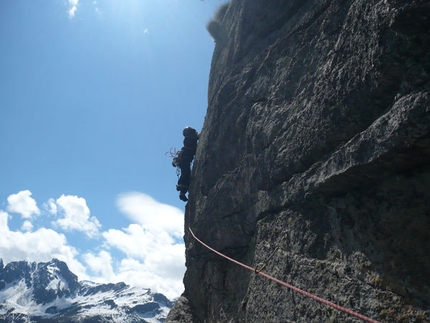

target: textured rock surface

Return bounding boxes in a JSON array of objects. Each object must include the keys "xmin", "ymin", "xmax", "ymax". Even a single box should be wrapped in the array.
[{"xmin": 167, "ymin": 0, "xmax": 430, "ymax": 322}]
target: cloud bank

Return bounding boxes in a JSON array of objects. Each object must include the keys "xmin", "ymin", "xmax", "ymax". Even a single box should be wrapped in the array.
[{"xmin": 0, "ymin": 190, "xmax": 185, "ymax": 299}]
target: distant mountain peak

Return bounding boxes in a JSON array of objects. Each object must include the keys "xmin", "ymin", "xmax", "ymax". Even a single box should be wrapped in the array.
[{"xmin": 0, "ymin": 258, "xmax": 173, "ymax": 323}]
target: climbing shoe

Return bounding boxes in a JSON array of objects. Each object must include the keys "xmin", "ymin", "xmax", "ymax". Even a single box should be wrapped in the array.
[{"xmin": 179, "ymin": 192, "xmax": 188, "ymax": 202}]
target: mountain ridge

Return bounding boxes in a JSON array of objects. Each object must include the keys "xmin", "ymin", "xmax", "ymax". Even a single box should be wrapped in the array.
[{"xmin": 0, "ymin": 258, "xmax": 173, "ymax": 323}]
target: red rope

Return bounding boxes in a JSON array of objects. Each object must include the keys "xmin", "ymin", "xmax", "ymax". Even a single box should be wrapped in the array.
[{"xmin": 189, "ymin": 227, "xmax": 380, "ymax": 323}]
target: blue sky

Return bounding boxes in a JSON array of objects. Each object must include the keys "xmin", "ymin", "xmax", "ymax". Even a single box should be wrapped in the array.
[{"xmin": 0, "ymin": 0, "xmax": 221, "ymax": 299}]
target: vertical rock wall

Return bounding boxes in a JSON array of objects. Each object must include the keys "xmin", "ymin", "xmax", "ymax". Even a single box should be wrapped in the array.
[{"xmin": 167, "ymin": 0, "xmax": 430, "ymax": 322}]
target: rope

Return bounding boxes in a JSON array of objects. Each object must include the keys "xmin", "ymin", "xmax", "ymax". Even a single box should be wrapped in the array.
[
  {"xmin": 165, "ymin": 147, "xmax": 179, "ymax": 158},
  {"xmin": 188, "ymin": 227, "xmax": 380, "ymax": 323},
  {"xmin": 165, "ymin": 147, "xmax": 181, "ymax": 177}
]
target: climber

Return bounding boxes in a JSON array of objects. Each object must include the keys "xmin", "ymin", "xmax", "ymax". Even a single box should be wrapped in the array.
[{"xmin": 172, "ymin": 126, "xmax": 199, "ymax": 202}]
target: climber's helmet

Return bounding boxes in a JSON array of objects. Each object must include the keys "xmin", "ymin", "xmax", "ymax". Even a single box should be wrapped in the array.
[{"xmin": 183, "ymin": 126, "xmax": 197, "ymax": 137}]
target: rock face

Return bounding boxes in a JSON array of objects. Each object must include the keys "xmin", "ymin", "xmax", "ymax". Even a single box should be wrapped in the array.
[
  {"xmin": 166, "ymin": 0, "xmax": 430, "ymax": 322},
  {"xmin": 0, "ymin": 259, "xmax": 173, "ymax": 323}
]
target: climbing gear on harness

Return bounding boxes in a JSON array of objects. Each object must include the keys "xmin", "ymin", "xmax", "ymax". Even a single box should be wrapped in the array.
[
  {"xmin": 166, "ymin": 147, "xmax": 183, "ymax": 174},
  {"xmin": 172, "ymin": 157, "xmax": 179, "ymax": 167}
]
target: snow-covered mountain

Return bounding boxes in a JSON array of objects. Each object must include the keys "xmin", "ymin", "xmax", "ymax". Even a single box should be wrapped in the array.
[{"xmin": 0, "ymin": 258, "xmax": 174, "ymax": 323}]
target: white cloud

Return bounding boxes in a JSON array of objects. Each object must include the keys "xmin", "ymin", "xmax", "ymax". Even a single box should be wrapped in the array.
[
  {"xmin": 21, "ymin": 220, "xmax": 33, "ymax": 232},
  {"xmin": 116, "ymin": 192, "xmax": 184, "ymax": 238},
  {"xmin": 7, "ymin": 190, "xmax": 40, "ymax": 219},
  {"xmin": 84, "ymin": 250, "xmax": 116, "ymax": 280},
  {"xmin": 116, "ymin": 257, "xmax": 184, "ymax": 300},
  {"xmin": 102, "ymin": 224, "xmax": 185, "ymax": 267},
  {"xmin": 86, "ymin": 193, "xmax": 187, "ymax": 298},
  {"xmin": 93, "ymin": 0, "xmax": 102, "ymax": 15},
  {"xmin": 44, "ymin": 198, "xmax": 58, "ymax": 215},
  {"xmin": 0, "ymin": 210, "xmax": 88, "ymax": 281},
  {"xmin": 84, "ymin": 247, "xmax": 184, "ymax": 299},
  {"xmin": 54, "ymin": 194, "xmax": 101, "ymax": 238},
  {"xmin": 68, "ymin": 0, "xmax": 79, "ymax": 18}
]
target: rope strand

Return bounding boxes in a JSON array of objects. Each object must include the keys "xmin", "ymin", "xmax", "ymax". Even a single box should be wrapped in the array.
[{"xmin": 188, "ymin": 227, "xmax": 380, "ymax": 323}]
